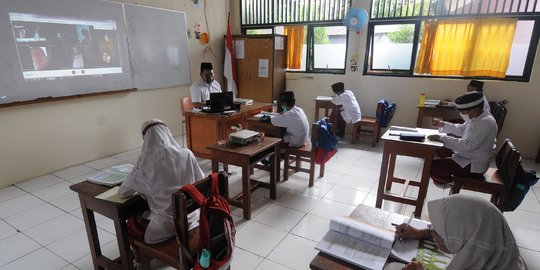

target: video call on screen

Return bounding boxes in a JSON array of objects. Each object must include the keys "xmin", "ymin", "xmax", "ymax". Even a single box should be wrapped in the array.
[{"xmin": 9, "ymin": 12, "xmax": 123, "ymax": 80}]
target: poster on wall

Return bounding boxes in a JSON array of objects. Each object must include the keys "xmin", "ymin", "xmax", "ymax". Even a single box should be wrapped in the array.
[
  {"xmin": 258, "ymin": 59, "xmax": 269, "ymax": 78},
  {"xmin": 234, "ymin": 40, "xmax": 244, "ymax": 59}
]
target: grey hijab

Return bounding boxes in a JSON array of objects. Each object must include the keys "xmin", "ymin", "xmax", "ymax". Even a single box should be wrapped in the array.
[{"xmin": 428, "ymin": 194, "xmax": 525, "ymax": 270}]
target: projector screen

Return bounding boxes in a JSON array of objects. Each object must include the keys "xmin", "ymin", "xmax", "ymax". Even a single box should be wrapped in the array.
[
  {"xmin": 0, "ymin": 0, "xmax": 133, "ymax": 105},
  {"xmin": 9, "ymin": 12, "xmax": 123, "ymax": 80}
]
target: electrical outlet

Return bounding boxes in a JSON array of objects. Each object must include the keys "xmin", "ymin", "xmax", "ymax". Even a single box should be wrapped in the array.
[{"xmin": 187, "ymin": 29, "xmax": 192, "ymax": 38}]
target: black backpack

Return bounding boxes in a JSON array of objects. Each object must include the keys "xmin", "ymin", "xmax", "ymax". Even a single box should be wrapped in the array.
[{"xmin": 505, "ymin": 165, "xmax": 538, "ymax": 211}]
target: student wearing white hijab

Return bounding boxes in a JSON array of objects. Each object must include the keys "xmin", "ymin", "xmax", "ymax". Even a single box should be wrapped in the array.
[
  {"xmin": 396, "ymin": 194, "xmax": 526, "ymax": 270},
  {"xmin": 118, "ymin": 119, "xmax": 204, "ymax": 244}
]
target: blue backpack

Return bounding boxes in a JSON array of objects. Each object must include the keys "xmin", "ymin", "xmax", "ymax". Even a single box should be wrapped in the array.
[
  {"xmin": 376, "ymin": 99, "xmax": 396, "ymax": 128},
  {"xmin": 316, "ymin": 118, "xmax": 338, "ymax": 152}
]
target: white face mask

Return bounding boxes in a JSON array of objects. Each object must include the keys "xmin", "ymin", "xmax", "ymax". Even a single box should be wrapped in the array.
[{"xmin": 460, "ymin": 113, "xmax": 471, "ymax": 123}]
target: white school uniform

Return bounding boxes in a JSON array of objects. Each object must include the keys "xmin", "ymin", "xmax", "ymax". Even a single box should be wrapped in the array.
[
  {"xmin": 190, "ymin": 79, "xmax": 222, "ymax": 103},
  {"xmin": 271, "ymin": 106, "xmax": 310, "ymax": 147},
  {"xmin": 331, "ymin": 90, "xmax": 362, "ymax": 123},
  {"xmin": 118, "ymin": 120, "xmax": 204, "ymax": 244},
  {"xmin": 439, "ymin": 111, "xmax": 497, "ymax": 173}
]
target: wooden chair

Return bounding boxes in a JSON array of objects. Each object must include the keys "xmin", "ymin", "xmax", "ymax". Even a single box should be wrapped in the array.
[
  {"xmin": 283, "ymin": 122, "xmax": 324, "ymax": 187},
  {"xmin": 351, "ymin": 102, "xmax": 385, "ymax": 147},
  {"xmin": 180, "ymin": 97, "xmax": 193, "ymax": 147},
  {"xmin": 134, "ymin": 172, "xmax": 229, "ymax": 270},
  {"xmin": 450, "ymin": 139, "xmax": 520, "ymax": 211}
]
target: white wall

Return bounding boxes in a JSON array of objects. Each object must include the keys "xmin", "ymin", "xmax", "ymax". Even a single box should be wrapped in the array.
[
  {"xmin": 284, "ymin": 3, "xmax": 540, "ymax": 160},
  {"xmin": 0, "ymin": 0, "xmax": 229, "ymax": 188}
]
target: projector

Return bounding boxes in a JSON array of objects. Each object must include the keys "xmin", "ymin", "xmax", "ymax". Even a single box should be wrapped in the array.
[{"xmin": 229, "ymin": 129, "xmax": 259, "ymax": 145}]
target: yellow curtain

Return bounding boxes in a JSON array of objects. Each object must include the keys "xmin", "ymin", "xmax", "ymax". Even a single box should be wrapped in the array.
[
  {"xmin": 415, "ymin": 18, "xmax": 517, "ymax": 78},
  {"xmin": 284, "ymin": 25, "xmax": 304, "ymax": 69}
]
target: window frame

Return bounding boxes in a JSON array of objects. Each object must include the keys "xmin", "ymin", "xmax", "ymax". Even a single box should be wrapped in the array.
[
  {"xmin": 242, "ymin": 22, "xmax": 350, "ymax": 74},
  {"xmin": 363, "ymin": 14, "xmax": 540, "ymax": 82}
]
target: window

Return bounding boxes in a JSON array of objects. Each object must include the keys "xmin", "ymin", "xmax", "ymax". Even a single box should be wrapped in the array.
[
  {"xmin": 364, "ymin": 0, "xmax": 540, "ymax": 81},
  {"xmin": 241, "ymin": 0, "xmax": 351, "ymax": 74}
]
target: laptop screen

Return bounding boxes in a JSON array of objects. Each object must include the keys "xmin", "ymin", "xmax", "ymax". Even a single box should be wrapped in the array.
[{"xmin": 209, "ymin": 92, "xmax": 234, "ymax": 112}]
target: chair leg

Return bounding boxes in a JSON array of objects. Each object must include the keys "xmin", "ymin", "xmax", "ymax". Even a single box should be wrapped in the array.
[
  {"xmin": 284, "ymin": 152, "xmax": 290, "ymax": 181},
  {"xmin": 319, "ymin": 163, "xmax": 325, "ymax": 178},
  {"xmin": 351, "ymin": 124, "xmax": 358, "ymax": 144},
  {"xmin": 371, "ymin": 126, "xmax": 377, "ymax": 147},
  {"xmin": 309, "ymin": 160, "xmax": 315, "ymax": 187},
  {"xmin": 376, "ymin": 126, "xmax": 382, "ymax": 143},
  {"xmin": 138, "ymin": 250, "xmax": 152, "ymax": 270}
]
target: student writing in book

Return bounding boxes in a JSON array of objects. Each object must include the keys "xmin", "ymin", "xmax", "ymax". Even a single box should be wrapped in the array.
[
  {"xmin": 270, "ymin": 91, "xmax": 310, "ymax": 147},
  {"xmin": 395, "ymin": 194, "xmax": 526, "ymax": 270},
  {"xmin": 328, "ymin": 82, "xmax": 362, "ymax": 138},
  {"xmin": 190, "ymin": 62, "xmax": 222, "ymax": 108},
  {"xmin": 427, "ymin": 92, "xmax": 497, "ymax": 186},
  {"xmin": 118, "ymin": 119, "xmax": 204, "ymax": 244}
]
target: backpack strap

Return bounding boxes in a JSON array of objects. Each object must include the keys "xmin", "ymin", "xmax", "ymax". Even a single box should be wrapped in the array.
[
  {"xmin": 210, "ymin": 172, "xmax": 220, "ymax": 196},
  {"xmin": 181, "ymin": 183, "xmax": 207, "ymax": 206}
]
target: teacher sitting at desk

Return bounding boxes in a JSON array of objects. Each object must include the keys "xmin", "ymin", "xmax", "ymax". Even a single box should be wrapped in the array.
[
  {"xmin": 396, "ymin": 194, "xmax": 526, "ymax": 270},
  {"xmin": 427, "ymin": 92, "xmax": 497, "ymax": 186},
  {"xmin": 190, "ymin": 62, "xmax": 222, "ymax": 108},
  {"xmin": 118, "ymin": 119, "xmax": 204, "ymax": 244}
]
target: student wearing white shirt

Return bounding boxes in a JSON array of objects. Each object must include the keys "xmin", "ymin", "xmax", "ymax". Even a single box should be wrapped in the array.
[
  {"xmin": 427, "ymin": 92, "xmax": 498, "ymax": 185},
  {"xmin": 270, "ymin": 91, "xmax": 310, "ymax": 147},
  {"xmin": 118, "ymin": 119, "xmax": 204, "ymax": 244},
  {"xmin": 190, "ymin": 62, "xmax": 222, "ymax": 108},
  {"xmin": 329, "ymin": 82, "xmax": 362, "ymax": 137}
]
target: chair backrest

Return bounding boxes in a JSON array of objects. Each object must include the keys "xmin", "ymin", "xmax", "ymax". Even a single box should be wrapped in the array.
[
  {"xmin": 310, "ymin": 122, "xmax": 320, "ymax": 153},
  {"xmin": 180, "ymin": 96, "xmax": 193, "ymax": 115},
  {"xmin": 172, "ymin": 172, "xmax": 229, "ymax": 269},
  {"xmin": 489, "ymin": 100, "xmax": 508, "ymax": 134},
  {"xmin": 496, "ymin": 139, "xmax": 521, "ymax": 188}
]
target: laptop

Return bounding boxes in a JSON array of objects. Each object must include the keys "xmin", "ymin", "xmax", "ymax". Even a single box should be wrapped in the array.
[{"xmin": 202, "ymin": 92, "xmax": 234, "ymax": 113}]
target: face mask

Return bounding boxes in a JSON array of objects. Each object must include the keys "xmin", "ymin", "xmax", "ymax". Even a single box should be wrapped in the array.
[
  {"xmin": 460, "ymin": 113, "xmax": 471, "ymax": 123},
  {"xmin": 281, "ymin": 105, "xmax": 288, "ymax": 112}
]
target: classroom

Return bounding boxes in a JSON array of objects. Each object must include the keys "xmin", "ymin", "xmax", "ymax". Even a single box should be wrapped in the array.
[{"xmin": 1, "ymin": 0, "xmax": 540, "ymax": 269}]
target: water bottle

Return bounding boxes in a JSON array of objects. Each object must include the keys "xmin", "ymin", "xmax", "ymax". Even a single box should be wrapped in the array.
[
  {"xmin": 419, "ymin": 93, "xmax": 426, "ymax": 107},
  {"xmin": 272, "ymin": 100, "xmax": 277, "ymax": 113},
  {"xmin": 199, "ymin": 248, "xmax": 211, "ymax": 268}
]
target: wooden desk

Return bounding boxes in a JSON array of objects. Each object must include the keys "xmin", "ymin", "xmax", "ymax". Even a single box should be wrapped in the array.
[
  {"xmin": 376, "ymin": 128, "xmax": 443, "ymax": 217},
  {"xmin": 208, "ymin": 137, "xmax": 281, "ymax": 219},
  {"xmin": 314, "ymin": 98, "xmax": 337, "ymax": 122},
  {"xmin": 416, "ymin": 105, "xmax": 457, "ymax": 127},
  {"xmin": 70, "ymin": 182, "xmax": 148, "ymax": 270},
  {"xmin": 185, "ymin": 102, "xmax": 271, "ymax": 159},
  {"xmin": 245, "ymin": 117, "xmax": 282, "ymax": 138}
]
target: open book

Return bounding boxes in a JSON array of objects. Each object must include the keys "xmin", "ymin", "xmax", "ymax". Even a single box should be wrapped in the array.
[
  {"xmin": 316, "ymin": 207, "xmax": 431, "ymax": 270},
  {"xmin": 87, "ymin": 164, "xmax": 134, "ymax": 186}
]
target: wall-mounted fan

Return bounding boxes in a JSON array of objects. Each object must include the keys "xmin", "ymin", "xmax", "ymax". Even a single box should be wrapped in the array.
[
  {"xmin": 343, "ymin": 7, "xmax": 369, "ymax": 72},
  {"xmin": 343, "ymin": 7, "xmax": 369, "ymax": 34}
]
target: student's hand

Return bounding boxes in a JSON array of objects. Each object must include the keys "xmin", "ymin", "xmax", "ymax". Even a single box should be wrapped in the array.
[
  {"xmin": 395, "ymin": 224, "xmax": 425, "ymax": 240},
  {"xmin": 402, "ymin": 258, "xmax": 426, "ymax": 270},
  {"xmin": 432, "ymin": 119, "xmax": 444, "ymax": 128},
  {"xmin": 427, "ymin": 134, "xmax": 441, "ymax": 141}
]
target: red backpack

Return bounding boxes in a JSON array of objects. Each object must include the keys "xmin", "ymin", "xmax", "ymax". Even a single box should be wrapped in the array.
[{"xmin": 180, "ymin": 173, "xmax": 235, "ymax": 270}]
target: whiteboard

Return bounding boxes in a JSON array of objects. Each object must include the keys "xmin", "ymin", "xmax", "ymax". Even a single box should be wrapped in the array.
[{"xmin": 124, "ymin": 4, "xmax": 191, "ymax": 90}]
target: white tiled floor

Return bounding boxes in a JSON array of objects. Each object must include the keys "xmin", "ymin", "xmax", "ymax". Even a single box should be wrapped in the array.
[{"xmin": 1, "ymin": 135, "xmax": 540, "ymax": 269}]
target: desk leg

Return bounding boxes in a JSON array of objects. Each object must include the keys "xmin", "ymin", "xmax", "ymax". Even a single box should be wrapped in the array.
[
  {"xmin": 269, "ymin": 145, "xmax": 278, "ymax": 199},
  {"xmin": 376, "ymin": 147, "xmax": 391, "ymax": 209},
  {"xmin": 415, "ymin": 150, "xmax": 434, "ymax": 218},
  {"xmin": 80, "ymin": 204, "xmax": 105, "ymax": 270},
  {"xmin": 212, "ymin": 159, "xmax": 219, "ymax": 173},
  {"xmin": 416, "ymin": 108, "xmax": 424, "ymax": 127},
  {"xmin": 242, "ymin": 161, "xmax": 251, "ymax": 220},
  {"xmin": 113, "ymin": 214, "xmax": 136, "ymax": 270},
  {"xmin": 386, "ymin": 154, "xmax": 397, "ymax": 190}
]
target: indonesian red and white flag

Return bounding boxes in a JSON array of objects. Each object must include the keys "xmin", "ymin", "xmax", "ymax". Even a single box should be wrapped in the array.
[{"xmin": 224, "ymin": 13, "xmax": 238, "ymax": 97}]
